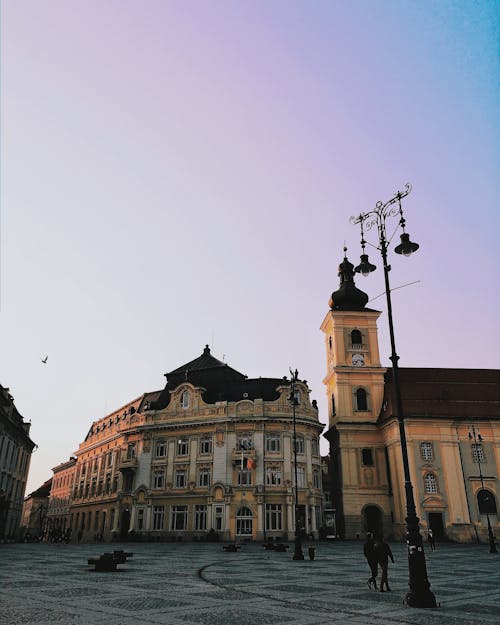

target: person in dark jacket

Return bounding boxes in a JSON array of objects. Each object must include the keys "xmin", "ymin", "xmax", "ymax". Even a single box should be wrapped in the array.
[
  {"xmin": 374, "ymin": 537, "xmax": 394, "ymax": 592},
  {"xmin": 363, "ymin": 532, "xmax": 378, "ymax": 589}
]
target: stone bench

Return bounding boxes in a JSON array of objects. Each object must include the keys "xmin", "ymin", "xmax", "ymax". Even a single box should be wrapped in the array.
[{"xmin": 222, "ymin": 544, "xmax": 241, "ymax": 552}]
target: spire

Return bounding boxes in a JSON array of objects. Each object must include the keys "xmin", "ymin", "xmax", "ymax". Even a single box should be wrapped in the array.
[{"xmin": 328, "ymin": 247, "xmax": 369, "ymax": 311}]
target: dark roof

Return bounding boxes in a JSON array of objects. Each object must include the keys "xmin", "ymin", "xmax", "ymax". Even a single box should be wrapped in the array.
[
  {"xmin": 167, "ymin": 345, "xmax": 227, "ymax": 375},
  {"xmin": 380, "ymin": 368, "xmax": 500, "ymax": 421},
  {"xmin": 329, "ymin": 252, "xmax": 370, "ymax": 312},
  {"xmin": 151, "ymin": 346, "xmax": 293, "ymax": 409},
  {"xmin": 27, "ymin": 478, "xmax": 52, "ymax": 499}
]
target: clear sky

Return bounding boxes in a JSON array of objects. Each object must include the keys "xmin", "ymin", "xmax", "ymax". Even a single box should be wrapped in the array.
[{"xmin": 1, "ymin": 1, "xmax": 498, "ymax": 494}]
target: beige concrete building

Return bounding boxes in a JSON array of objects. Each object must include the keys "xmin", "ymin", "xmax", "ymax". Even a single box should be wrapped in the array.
[
  {"xmin": 68, "ymin": 347, "xmax": 324, "ymax": 542},
  {"xmin": 322, "ymin": 253, "xmax": 499, "ymax": 543}
]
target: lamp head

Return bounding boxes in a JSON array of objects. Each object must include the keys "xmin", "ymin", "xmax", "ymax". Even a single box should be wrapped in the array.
[
  {"xmin": 395, "ymin": 232, "xmax": 419, "ymax": 257},
  {"xmin": 354, "ymin": 254, "xmax": 376, "ymax": 277}
]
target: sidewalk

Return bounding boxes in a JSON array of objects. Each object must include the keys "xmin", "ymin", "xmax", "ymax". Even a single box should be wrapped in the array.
[{"xmin": 1, "ymin": 541, "xmax": 498, "ymax": 624}]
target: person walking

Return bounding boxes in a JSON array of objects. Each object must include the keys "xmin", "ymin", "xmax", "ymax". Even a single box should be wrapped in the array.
[
  {"xmin": 428, "ymin": 528, "xmax": 436, "ymax": 551},
  {"xmin": 363, "ymin": 532, "xmax": 378, "ymax": 589},
  {"xmin": 374, "ymin": 537, "xmax": 394, "ymax": 592}
]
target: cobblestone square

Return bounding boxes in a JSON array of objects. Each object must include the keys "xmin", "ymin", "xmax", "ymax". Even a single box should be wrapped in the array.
[{"xmin": 1, "ymin": 541, "xmax": 499, "ymax": 625}]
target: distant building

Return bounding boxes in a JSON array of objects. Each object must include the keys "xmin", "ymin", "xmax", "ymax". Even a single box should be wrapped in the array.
[
  {"xmin": 67, "ymin": 346, "xmax": 324, "ymax": 542},
  {"xmin": 21, "ymin": 478, "xmax": 52, "ymax": 539},
  {"xmin": 46, "ymin": 457, "xmax": 77, "ymax": 537},
  {"xmin": 0, "ymin": 384, "xmax": 36, "ymax": 539},
  {"xmin": 322, "ymin": 253, "xmax": 500, "ymax": 543}
]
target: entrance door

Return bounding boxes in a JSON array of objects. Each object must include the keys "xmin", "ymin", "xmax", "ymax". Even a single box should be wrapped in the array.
[
  {"xmin": 428, "ymin": 512, "xmax": 445, "ymax": 539},
  {"xmin": 120, "ymin": 509, "xmax": 130, "ymax": 541},
  {"xmin": 364, "ymin": 505, "xmax": 383, "ymax": 538}
]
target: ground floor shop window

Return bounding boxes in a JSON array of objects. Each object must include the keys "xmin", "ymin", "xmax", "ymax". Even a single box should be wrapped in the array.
[
  {"xmin": 153, "ymin": 506, "xmax": 164, "ymax": 530},
  {"xmin": 266, "ymin": 504, "xmax": 282, "ymax": 531},
  {"xmin": 236, "ymin": 506, "xmax": 253, "ymax": 535},
  {"xmin": 171, "ymin": 505, "xmax": 188, "ymax": 530},
  {"xmin": 194, "ymin": 505, "xmax": 207, "ymax": 530}
]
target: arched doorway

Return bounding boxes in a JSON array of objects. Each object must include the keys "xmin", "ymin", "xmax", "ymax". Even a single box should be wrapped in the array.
[
  {"xmin": 363, "ymin": 505, "xmax": 383, "ymax": 538},
  {"xmin": 236, "ymin": 506, "xmax": 253, "ymax": 537},
  {"xmin": 477, "ymin": 489, "xmax": 497, "ymax": 515},
  {"xmin": 119, "ymin": 509, "xmax": 130, "ymax": 541}
]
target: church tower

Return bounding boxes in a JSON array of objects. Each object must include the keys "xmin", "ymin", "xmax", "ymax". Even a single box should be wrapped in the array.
[{"xmin": 321, "ymin": 250, "xmax": 391, "ymax": 538}]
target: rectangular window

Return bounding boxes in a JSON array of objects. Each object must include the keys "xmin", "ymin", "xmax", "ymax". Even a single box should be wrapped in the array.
[
  {"xmin": 311, "ymin": 437, "xmax": 319, "ymax": 456},
  {"xmin": 199, "ymin": 436, "xmax": 213, "ymax": 455},
  {"xmin": 127, "ymin": 443, "xmax": 136, "ymax": 459},
  {"xmin": 197, "ymin": 467, "xmax": 211, "ymax": 488},
  {"xmin": 296, "ymin": 465, "xmax": 306, "ymax": 487},
  {"xmin": 265, "ymin": 434, "xmax": 281, "ymax": 453},
  {"xmin": 214, "ymin": 505, "xmax": 223, "ymax": 531},
  {"xmin": 472, "ymin": 443, "xmax": 485, "ymax": 463},
  {"xmin": 266, "ymin": 466, "xmax": 282, "ymax": 486},
  {"xmin": 175, "ymin": 469, "xmax": 187, "ymax": 488},
  {"xmin": 266, "ymin": 504, "xmax": 282, "ymax": 531},
  {"xmin": 420, "ymin": 442, "xmax": 433, "ymax": 461},
  {"xmin": 137, "ymin": 508, "xmax": 144, "ymax": 530},
  {"xmin": 171, "ymin": 505, "xmax": 188, "ymax": 531},
  {"xmin": 194, "ymin": 505, "xmax": 207, "ymax": 530},
  {"xmin": 155, "ymin": 441, "xmax": 167, "ymax": 458},
  {"xmin": 362, "ymin": 448, "xmax": 374, "ymax": 466},
  {"xmin": 294, "ymin": 436, "xmax": 305, "ymax": 455},
  {"xmin": 237, "ymin": 435, "xmax": 252, "ymax": 451},
  {"xmin": 177, "ymin": 439, "xmax": 189, "ymax": 456},
  {"xmin": 153, "ymin": 470, "xmax": 165, "ymax": 489},
  {"xmin": 313, "ymin": 469, "xmax": 321, "ymax": 488},
  {"xmin": 153, "ymin": 506, "xmax": 164, "ymax": 530},
  {"xmin": 238, "ymin": 469, "xmax": 252, "ymax": 485}
]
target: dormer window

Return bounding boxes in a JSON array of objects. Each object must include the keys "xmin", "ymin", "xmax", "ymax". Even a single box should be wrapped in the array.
[
  {"xmin": 180, "ymin": 390, "xmax": 190, "ymax": 409},
  {"xmin": 351, "ymin": 329, "xmax": 362, "ymax": 348}
]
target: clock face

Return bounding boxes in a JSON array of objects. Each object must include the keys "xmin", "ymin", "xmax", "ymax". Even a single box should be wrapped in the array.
[{"xmin": 352, "ymin": 353, "xmax": 365, "ymax": 367}]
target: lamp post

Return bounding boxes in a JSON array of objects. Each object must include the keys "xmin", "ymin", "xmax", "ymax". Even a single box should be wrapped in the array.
[
  {"xmin": 351, "ymin": 183, "xmax": 436, "ymax": 608},
  {"xmin": 290, "ymin": 368, "xmax": 304, "ymax": 560},
  {"xmin": 468, "ymin": 425, "xmax": 497, "ymax": 554}
]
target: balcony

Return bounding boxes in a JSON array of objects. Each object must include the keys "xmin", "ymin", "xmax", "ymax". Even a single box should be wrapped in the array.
[
  {"xmin": 118, "ymin": 454, "xmax": 138, "ymax": 472},
  {"xmin": 231, "ymin": 448, "xmax": 257, "ymax": 465}
]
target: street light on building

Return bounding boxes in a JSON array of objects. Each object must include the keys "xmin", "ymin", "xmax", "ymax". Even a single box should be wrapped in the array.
[
  {"xmin": 468, "ymin": 424, "xmax": 497, "ymax": 554},
  {"xmin": 351, "ymin": 183, "xmax": 437, "ymax": 608},
  {"xmin": 289, "ymin": 368, "xmax": 304, "ymax": 560}
]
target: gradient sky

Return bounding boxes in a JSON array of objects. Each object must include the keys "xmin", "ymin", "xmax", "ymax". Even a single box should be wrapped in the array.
[{"xmin": 1, "ymin": 1, "xmax": 499, "ymax": 494}]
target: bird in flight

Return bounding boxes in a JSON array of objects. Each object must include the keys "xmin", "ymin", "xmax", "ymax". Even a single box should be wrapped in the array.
[{"xmin": 41, "ymin": 355, "xmax": 48, "ymax": 364}]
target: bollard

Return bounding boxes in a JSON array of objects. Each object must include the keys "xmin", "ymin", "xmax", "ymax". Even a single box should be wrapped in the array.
[{"xmin": 308, "ymin": 546, "xmax": 315, "ymax": 561}]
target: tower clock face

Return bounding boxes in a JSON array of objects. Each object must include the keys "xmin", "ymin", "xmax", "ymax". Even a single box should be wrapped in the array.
[{"xmin": 352, "ymin": 353, "xmax": 365, "ymax": 367}]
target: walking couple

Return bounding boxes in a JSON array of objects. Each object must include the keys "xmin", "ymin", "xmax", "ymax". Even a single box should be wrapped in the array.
[{"xmin": 364, "ymin": 532, "xmax": 394, "ymax": 592}]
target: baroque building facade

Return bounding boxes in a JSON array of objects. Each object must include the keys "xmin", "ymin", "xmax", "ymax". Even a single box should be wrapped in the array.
[
  {"xmin": 322, "ymin": 253, "xmax": 500, "ymax": 543},
  {"xmin": 67, "ymin": 347, "xmax": 323, "ymax": 542},
  {"xmin": 46, "ymin": 457, "xmax": 77, "ymax": 538},
  {"xmin": 0, "ymin": 384, "xmax": 36, "ymax": 539}
]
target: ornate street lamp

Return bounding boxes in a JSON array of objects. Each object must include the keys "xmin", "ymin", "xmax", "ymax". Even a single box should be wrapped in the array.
[
  {"xmin": 468, "ymin": 424, "xmax": 497, "ymax": 554},
  {"xmin": 351, "ymin": 183, "xmax": 437, "ymax": 608},
  {"xmin": 290, "ymin": 368, "xmax": 304, "ymax": 560}
]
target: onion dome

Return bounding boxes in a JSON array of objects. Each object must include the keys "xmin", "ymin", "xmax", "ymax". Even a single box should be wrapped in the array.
[{"xmin": 328, "ymin": 248, "xmax": 369, "ymax": 311}]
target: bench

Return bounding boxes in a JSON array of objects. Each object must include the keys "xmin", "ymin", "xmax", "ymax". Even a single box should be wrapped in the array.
[
  {"xmin": 87, "ymin": 551, "xmax": 133, "ymax": 571},
  {"xmin": 273, "ymin": 543, "xmax": 290, "ymax": 552},
  {"xmin": 222, "ymin": 544, "xmax": 241, "ymax": 552}
]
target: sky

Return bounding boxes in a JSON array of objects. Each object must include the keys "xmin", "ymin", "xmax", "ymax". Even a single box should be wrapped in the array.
[{"xmin": 1, "ymin": 0, "xmax": 499, "ymax": 494}]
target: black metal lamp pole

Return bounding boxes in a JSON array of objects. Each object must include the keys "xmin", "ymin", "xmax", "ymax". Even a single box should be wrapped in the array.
[
  {"xmin": 468, "ymin": 425, "xmax": 497, "ymax": 554},
  {"xmin": 290, "ymin": 368, "xmax": 304, "ymax": 560},
  {"xmin": 351, "ymin": 183, "xmax": 437, "ymax": 608}
]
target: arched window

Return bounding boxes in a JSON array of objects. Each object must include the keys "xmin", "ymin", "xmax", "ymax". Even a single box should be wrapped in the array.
[
  {"xmin": 236, "ymin": 506, "xmax": 253, "ymax": 536},
  {"xmin": 424, "ymin": 473, "xmax": 438, "ymax": 494},
  {"xmin": 355, "ymin": 388, "xmax": 368, "ymax": 411},
  {"xmin": 180, "ymin": 390, "xmax": 189, "ymax": 409},
  {"xmin": 477, "ymin": 489, "xmax": 497, "ymax": 515},
  {"xmin": 351, "ymin": 329, "xmax": 362, "ymax": 348}
]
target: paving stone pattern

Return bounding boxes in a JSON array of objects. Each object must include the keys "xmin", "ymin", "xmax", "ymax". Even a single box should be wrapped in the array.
[{"xmin": 0, "ymin": 541, "xmax": 499, "ymax": 625}]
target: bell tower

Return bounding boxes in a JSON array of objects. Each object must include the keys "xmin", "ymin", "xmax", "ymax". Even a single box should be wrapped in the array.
[{"xmin": 321, "ymin": 249, "xmax": 390, "ymax": 539}]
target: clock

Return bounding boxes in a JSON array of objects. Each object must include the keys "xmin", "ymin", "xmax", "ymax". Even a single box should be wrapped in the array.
[{"xmin": 352, "ymin": 353, "xmax": 365, "ymax": 367}]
